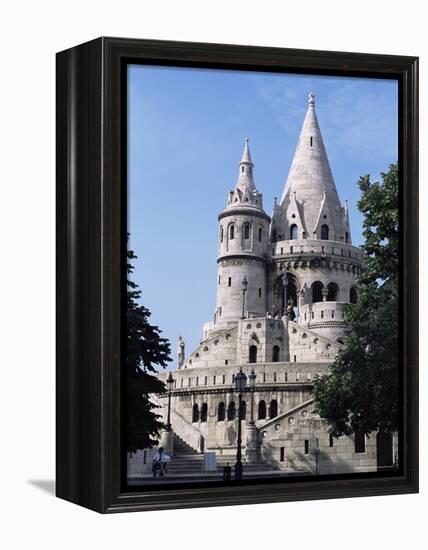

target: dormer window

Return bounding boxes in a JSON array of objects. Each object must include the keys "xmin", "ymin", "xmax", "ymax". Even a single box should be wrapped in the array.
[
  {"xmin": 290, "ymin": 224, "xmax": 298, "ymax": 240},
  {"xmin": 321, "ymin": 224, "xmax": 329, "ymax": 240}
]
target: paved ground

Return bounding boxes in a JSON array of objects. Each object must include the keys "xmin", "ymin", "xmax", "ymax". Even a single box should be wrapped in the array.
[{"xmin": 127, "ymin": 470, "xmax": 306, "ymax": 485}]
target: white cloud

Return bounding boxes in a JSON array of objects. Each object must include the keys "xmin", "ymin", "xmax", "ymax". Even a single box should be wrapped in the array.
[{"xmin": 252, "ymin": 74, "xmax": 398, "ymax": 163}]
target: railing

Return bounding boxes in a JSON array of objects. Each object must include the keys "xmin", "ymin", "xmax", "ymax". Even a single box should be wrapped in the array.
[
  {"xmin": 169, "ymin": 404, "xmax": 204, "ymax": 453},
  {"xmin": 153, "ymin": 393, "xmax": 203, "ymax": 453},
  {"xmin": 271, "ymin": 239, "xmax": 363, "ymax": 262},
  {"xmin": 298, "ymin": 302, "xmax": 348, "ymax": 324}
]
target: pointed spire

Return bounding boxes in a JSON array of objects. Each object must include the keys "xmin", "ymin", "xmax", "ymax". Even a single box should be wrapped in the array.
[
  {"xmin": 280, "ymin": 94, "xmax": 344, "ymax": 241},
  {"xmin": 240, "ymin": 138, "xmax": 253, "ymax": 165},
  {"xmin": 235, "ymin": 139, "xmax": 256, "ymax": 193},
  {"xmin": 224, "ymin": 139, "xmax": 267, "ymax": 213}
]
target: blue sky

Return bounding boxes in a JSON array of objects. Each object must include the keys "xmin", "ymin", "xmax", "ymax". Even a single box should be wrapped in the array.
[{"xmin": 128, "ymin": 65, "xmax": 398, "ymax": 365}]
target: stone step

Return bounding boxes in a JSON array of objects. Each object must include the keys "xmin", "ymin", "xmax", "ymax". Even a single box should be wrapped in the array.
[
  {"xmin": 166, "ymin": 466, "xmax": 274, "ymax": 474},
  {"xmin": 166, "ymin": 454, "xmax": 275, "ymax": 474},
  {"xmin": 173, "ymin": 434, "xmax": 199, "ymax": 455}
]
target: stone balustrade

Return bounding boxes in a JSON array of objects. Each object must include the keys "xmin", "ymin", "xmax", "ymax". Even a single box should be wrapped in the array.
[{"xmin": 270, "ymin": 238, "xmax": 363, "ymax": 262}]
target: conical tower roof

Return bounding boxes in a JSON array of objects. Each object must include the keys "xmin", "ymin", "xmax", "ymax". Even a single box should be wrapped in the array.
[
  {"xmin": 280, "ymin": 94, "xmax": 344, "ymax": 239},
  {"xmin": 223, "ymin": 139, "xmax": 268, "ymax": 215},
  {"xmin": 235, "ymin": 138, "xmax": 256, "ymax": 194}
]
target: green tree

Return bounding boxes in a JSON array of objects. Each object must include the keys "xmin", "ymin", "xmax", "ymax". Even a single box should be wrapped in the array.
[
  {"xmin": 313, "ymin": 163, "xmax": 399, "ymax": 437},
  {"xmin": 127, "ymin": 247, "xmax": 172, "ymax": 453}
]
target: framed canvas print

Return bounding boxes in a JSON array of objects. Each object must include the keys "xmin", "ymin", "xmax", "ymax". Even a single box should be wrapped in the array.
[{"xmin": 56, "ymin": 37, "xmax": 418, "ymax": 513}]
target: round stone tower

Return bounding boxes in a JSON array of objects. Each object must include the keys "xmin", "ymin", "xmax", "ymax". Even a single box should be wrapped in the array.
[
  {"xmin": 268, "ymin": 94, "xmax": 362, "ymax": 342},
  {"xmin": 208, "ymin": 140, "xmax": 271, "ymax": 334}
]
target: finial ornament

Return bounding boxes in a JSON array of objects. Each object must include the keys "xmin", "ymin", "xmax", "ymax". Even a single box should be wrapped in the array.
[{"xmin": 308, "ymin": 92, "xmax": 315, "ymax": 106}]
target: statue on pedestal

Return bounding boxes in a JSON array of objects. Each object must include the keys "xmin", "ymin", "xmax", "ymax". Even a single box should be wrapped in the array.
[{"xmin": 177, "ymin": 335, "xmax": 185, "ymax": 368}]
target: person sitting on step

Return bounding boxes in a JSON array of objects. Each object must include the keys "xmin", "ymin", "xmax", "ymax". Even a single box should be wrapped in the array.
[{"xmin": 152, "ymin": 447, "xmax": 171, "ymax": 477}]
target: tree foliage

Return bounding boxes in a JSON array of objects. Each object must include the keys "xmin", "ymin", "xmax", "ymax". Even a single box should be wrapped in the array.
[
  {"xmin": 313, "ymin": 164, "xmax": 399, "ymax": 437},
  {"xmin": 126, "ymin": 247, "xmax": 172, "ymax": 452}
]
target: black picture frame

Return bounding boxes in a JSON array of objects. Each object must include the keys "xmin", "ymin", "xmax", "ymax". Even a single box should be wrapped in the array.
[{"xmin": 56, "ymin": 37, "xmax": 418, "ymax": 514}]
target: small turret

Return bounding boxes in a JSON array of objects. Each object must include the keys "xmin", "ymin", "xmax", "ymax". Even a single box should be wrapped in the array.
[
  {"xmin": 226, "ymin": 138, "xmax": 264, "ymax": 211},
  {"xmin": 207, "ymin": 140, "xmax": 271, "ymax": 334}
]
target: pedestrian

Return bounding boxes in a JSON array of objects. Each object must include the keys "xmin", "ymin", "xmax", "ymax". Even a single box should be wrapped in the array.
[{"xmin": 152, "ymin": 447, "xmax": 171, "ymax": 477}]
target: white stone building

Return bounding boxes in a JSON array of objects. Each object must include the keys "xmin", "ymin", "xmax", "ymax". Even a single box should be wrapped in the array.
[{"xmin": 129, "ymin": 94, "xmax": 396, "ymax": 477}]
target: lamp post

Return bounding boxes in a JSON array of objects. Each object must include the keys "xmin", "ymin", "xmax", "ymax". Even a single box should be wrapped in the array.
[
  {"xmin": 249, "ymin": 368, "xmax": 256, "ymax": 424},
  {"xmin": 166, "ymin": 371, "xmax": 174, "ymax": 430},
  {"xmin": 245, "ymin": 367, "xmax": 258, "ymax": 464},
  {"xmin": 234, "ymin": 367, "xmax": 247, "ymax": 480},
  {"xmin": 241, "ymin": 277, "xmax": 248, "ymax": 320},
  {"xmin": 160, "ymin": 371, "xmax": 175, "ymax": 454},
  {"xmin": 282, "ymin": 272, "xmax": 289, "ymax": 317}
]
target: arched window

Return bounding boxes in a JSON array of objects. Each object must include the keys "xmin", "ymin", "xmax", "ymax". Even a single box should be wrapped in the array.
[
  {"xmin": 239, "ymin": 401, "xmax": 246, "ymax": 420},
  {"xmin": 220, "ymin": 226, "xmax": 224, "ymax": 243},
  {"xmin": 272, "ymin": 229, "xmax": 277, "ymax": 243},
  {"xmin": 229, "ymin": 224, "xmax": 235, "ymax": 240},
  {"xmin": 227, "ymin": 402, "xmax": 236, "ymax": 421},
  {"xmin": 269, "ymin": 400, "xmax": 278, "ymax": 418},
  {"xmin": 327, "ymin": 282, "xmax": 339, "ymax": 301},
  {"xmin": 290, "ymin": 224, "xmax": 298, "ymax": 240},
  {"xmin": 345, "ymin": 231, "xmax": 349, "ymax": 243},
  {"xmin": 192, "ymin": 404, "xmax": 199, "ymax": 423},
  {"xmin": 350, "ymin": 287, "xmax": 358, "ymax": 304},
  {"xmin": 200, "ymin": 403, "xmax": 208, "ymax": 423},
  {"xmin": 243, "ymin": 223, "xmax": 250, "ymax": 240},
  {"xmin": 258, "ymin": 227, "xmax": 262, "ymax": 242},
  {"xmin": 217, "ymin": 402, "xmax": 225, "ymax": 421},
  {"xmin": 272, "ymin": 345, "xmax": 280, "ymax": 362},
  {"xmin": 321, "ymin": 224, "xmax": 329, "ymax": 240},
  {"xmin": 249, "ymin": 345, "xmax": 257, "ymax": 364},
  {"xmin": 311, "ymin": 281, "xmax": 324, "ymax": 303},
  {"xmin": 258, "ymin": 400, "xmax": 266, "ymax": 420}
]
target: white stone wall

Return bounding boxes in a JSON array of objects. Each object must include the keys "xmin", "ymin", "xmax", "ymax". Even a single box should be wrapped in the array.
[
  {"xmin": 215, "ymin": 257, "xmax": 267, "ymax": 325},
  {"xmin": 236, "ymin": 317, "xmax": 288, "ymax": 363},
  {"xmin": 154, "ymin": 388, "xmax": 378, "ymax": 474},
  {"xmin": 259, "ymin": 401, "xmax": 377, "ymax": 474},
  {"xmin": 180, "ymin": 317, "xmax": 341, "ymax": 370},
  {"xmin": 218, "ymin": 212, "xmax": 270, "ymax": 259}
]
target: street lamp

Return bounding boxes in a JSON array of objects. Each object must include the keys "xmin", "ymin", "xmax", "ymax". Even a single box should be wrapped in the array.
[
  {"xmin": 241, "ymin": 277, "xmax": 248, "ymax": 319},
  {"xmin": 249, "ymin": 368, "xmax": 256, "ymax": 424},
  {"xmin": 282, "ymin": 272, "xmax": 289, "ymax": 316},
  {"xmin": 234, "ymin": 367, "xmax": 247, "ymax": 480},
  {"xmin": 166, "ymin": 371, "xmax": 174, "ymax": 430}
]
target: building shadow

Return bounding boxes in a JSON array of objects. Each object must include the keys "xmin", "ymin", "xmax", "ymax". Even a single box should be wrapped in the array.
[{"xmin": 27, "ymin": 480, "xmax": 55, "ymax": 496}]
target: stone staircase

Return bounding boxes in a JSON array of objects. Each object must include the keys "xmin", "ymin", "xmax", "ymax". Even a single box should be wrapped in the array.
[
  {"xmin": 174, "ymin": 433, "xmax": 198, "ymax": 455},
  {"xmin": 166, "ymin": 433, "xmax": 277, "ymax": 475}
]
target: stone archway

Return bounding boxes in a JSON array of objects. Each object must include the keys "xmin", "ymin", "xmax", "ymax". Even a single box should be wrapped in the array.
[{"xmin": 272, "ymin": 272, "xmax": 298, "ymax": 317}]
